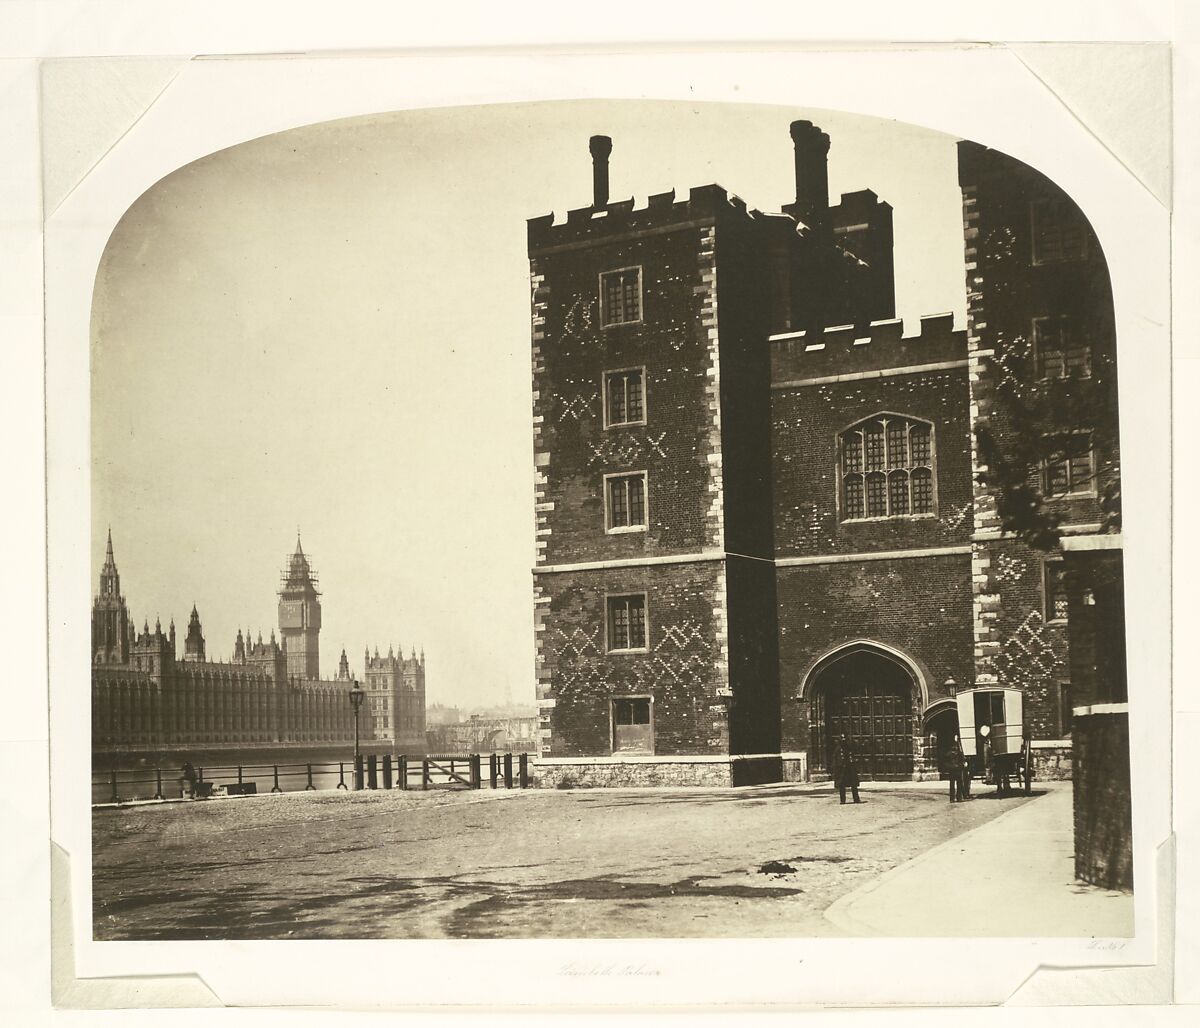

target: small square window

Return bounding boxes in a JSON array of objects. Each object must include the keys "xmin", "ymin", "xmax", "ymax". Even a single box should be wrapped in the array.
[
  {"xmin": 604, "ymin": 369, "xmax": 646, "ymax": 427},
  {"xmin": 1042, "ymin": 432, "xmax": 1095, "ymax": 498},
  {"xmin": 1032, "ymin": 316, "xmax": 1092, "ymax": 380},
  {"xmin": 606, "ymin": 472, "xmax": 647, "ymax": 532},
  {"xmin": 1044, "ymin": 560, "xmax": 1069, "ymax": 623},
  {"xmin": 600, "ymin": 268, "xmax": 642, "ymax": 326},
  {"xmin": 1031, "ymin": 199, "xmax": 1088, "ymax": 265},
  {"xmin": 613, "ymin": 698, "xmax": 651, "ymax": 725},
  {"xmin": 607, "ymin": 594, "xmax": 647, "ymax": 651}
]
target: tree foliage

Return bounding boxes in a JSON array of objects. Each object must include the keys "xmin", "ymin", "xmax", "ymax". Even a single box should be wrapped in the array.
[{"xmin": 974, "ymin": 327, "xmax": 1121, "ymax": 553}]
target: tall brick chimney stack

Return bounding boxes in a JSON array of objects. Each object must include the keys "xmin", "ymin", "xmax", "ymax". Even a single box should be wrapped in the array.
[
  {"xmin": 787, "ymin": 120, "xmax": 831, "ymax": 231},
  {"xmin": 589, "ymin": 135, "xmax": 612, "ymax": 208}
]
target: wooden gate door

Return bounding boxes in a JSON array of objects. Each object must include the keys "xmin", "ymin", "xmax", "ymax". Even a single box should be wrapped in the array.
[{"xmin": 826, "ymin": 683, "xmax": 913, "ymax": 779}]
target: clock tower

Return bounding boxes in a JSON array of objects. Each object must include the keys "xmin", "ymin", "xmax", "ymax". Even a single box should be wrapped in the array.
[{"xmin": 278, "ymin": 534, "xmax": 322, "ymax": 680}]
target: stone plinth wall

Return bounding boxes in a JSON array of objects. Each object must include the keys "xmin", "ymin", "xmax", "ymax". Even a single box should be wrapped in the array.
[
  {"xmin": 532, "ymin": 757, "xmax": 732, "ymax": 788},
  {"xmin": 781, "ymin": 753, "xmax": 808, "ymax": 783},
  {"xmin": 1030, "ymin": 742, "xmax": 1073, "ymax": 781},
  {"xmin": 531, "ymin": 754, "xmax": 790, "ymax": 788}
]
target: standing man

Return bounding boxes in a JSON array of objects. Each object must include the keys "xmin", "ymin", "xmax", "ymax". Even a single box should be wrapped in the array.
[
  {"xmin": 831, "ymin": 735, "xmax": 861, "ymax": 805},
  {"xmin": 181, "ymin": 761, "xmax": 197, "ymax": 799},
  {"xmin": 947, "ymin": 734, "xmax": 966, "ymax": 803}
]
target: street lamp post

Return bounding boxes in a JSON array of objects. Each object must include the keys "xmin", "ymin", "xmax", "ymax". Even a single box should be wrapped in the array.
[{"xmin": 348, "ymin": 679, "xmax": 365, "ymax": 790}]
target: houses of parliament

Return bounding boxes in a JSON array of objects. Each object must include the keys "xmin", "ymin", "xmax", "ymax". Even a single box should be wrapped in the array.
[{"xmin": 91, "ymin": 532, "xmax": 426, "ymax": 758}]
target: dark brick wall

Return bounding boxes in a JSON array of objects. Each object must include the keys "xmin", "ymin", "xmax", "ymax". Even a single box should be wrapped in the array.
[
  {"xmin": 957, "ymin": 140, "xmax": 1121, "ymax": 534},
  {"xmin": 715, "ymin": 205, "xmax": 775, "ymax": 560},
  {"xmin": 725, "ymin": 555, "xmax": 781, "ymax": 756},
  {"xmin": 775, "ymin": 554, "xmax": 973, "ymax": 752},
  {"xmin": 980, "ymin": 539, "xmax": 1072, "ymax": 740},
  {"xmin": 771, "ymin": 326, "xmax": 972, "ymax": 559},
  {"xmin": 532, "ymin": 228, "xmax": 715, "ymax": 564},
  {"xmin": 1065, "ymin": 549, "xmax": 1131, "ymax": 889},
  {"xmin": 958, "ymin": 141, "xmax": 1124, "ymax": 756},
  {"xmin": 1073, "ymin": 712, "xmax": 1133, "ymax": 890},
  {"xmin": 830, "ymin": 189, "xmax": 895, "ymax": 323},
  {"xmin": 530, "ymin": 191, "xmax": 783, "ymax": 762},
  {"xmin": 535, "ymin": 562, "xmax": 728, "ymax": 757}
]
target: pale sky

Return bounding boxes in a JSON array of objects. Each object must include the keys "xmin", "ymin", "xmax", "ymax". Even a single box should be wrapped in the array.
[{"xmin": 91, "ymin": 99, "xmax": 968, "ymax": 709}]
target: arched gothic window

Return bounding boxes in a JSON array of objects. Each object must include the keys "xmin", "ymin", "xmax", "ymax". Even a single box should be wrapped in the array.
[{"xmin": 840, "ymin": 414, "xmax": 935, "ymax": 520}]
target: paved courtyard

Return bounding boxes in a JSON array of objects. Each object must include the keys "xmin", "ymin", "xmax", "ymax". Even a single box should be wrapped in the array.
[{"xmin": 91, "ymin": 781, "xmax": 1127, "ymax": 940}]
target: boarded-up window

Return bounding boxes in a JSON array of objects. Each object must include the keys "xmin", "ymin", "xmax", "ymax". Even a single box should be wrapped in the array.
[
  {"xmin": 1042, "ymin": 433, "xmax": 1094, "ymax": 497},
  {"xmin": 1031, "ymin": 199, "xmax": 1088, "ymax": 264},
  {"xmin": 613, "ymin": 697, "xmax": 653, "ymax": 754}
]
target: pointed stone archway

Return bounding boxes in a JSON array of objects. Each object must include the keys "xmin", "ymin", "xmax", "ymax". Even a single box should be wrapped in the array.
[
  {"xmin": 801, "ymin": 641, "xmax": 926, "ymax": 781},
  {"xmin": 921, "ymin": 697, "xmax": 961, "ymax": 780}
]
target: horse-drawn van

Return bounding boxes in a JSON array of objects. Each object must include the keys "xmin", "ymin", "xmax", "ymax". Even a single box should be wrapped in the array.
[{"xmin": 955, "ymin": 687, "xmax": 1032, "ymax": 794}]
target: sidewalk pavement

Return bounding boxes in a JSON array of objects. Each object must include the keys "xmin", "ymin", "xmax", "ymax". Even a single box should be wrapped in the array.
[{"xmin": 824, "ymin": 782, "xmax": 1134, "ymax": 937}]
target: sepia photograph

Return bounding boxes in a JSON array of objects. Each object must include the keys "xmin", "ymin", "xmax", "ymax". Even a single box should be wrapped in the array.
[{"xmin": 81, "ymin": 95, "xmax": 1138, "ymax": 946}]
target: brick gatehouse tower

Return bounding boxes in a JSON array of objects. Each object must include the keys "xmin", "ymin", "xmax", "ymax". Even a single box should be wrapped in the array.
[{"xmin": 528, "ymin": 120, "xmax": 1121, "ymax": 789}]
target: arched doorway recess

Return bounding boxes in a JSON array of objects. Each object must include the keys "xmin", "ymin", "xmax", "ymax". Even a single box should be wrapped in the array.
[
  {"xmin": 922, "ymin": 698, "xmax": 961, "ymax": 780},
  {"xmin": 805, "ymin": 642, "xmax": 922, "ymax": 781}
]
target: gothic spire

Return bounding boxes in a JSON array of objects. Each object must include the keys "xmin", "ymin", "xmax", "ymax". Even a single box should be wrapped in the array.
[{"xmin": 98, "ymin": 527, "xmax": 121, "ymax": 598}]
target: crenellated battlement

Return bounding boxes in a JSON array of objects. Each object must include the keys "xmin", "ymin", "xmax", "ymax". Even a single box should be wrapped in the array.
[
  {"xmin": 528, "ymin": 184, "xmax": 763, "ymax": 254},
  {"xmin": 769, "ymin": 312, "xmax": 965, "ymax": 385}
]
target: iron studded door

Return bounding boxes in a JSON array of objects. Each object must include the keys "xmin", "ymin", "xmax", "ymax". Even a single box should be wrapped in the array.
[{"xmin": 827, "ymin": 683, "xmax": 913, "ymax": 780}]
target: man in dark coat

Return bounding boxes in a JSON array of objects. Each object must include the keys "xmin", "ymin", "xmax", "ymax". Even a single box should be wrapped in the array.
[
  {"xmin": 947, "ymin": 734, "xmax": 966, "ymax": 802},
  {"xmin": 181, "ymin": 761, "xmax": 197, "ymax": 799},
  {"xmin": 831, "ymin": 735, "xmax": 861, "ymax": 804}
]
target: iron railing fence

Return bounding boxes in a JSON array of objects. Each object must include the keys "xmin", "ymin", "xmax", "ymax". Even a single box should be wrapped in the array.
[{"xmin": 92, "ymin": 752, "xmax": 531, "ymax": 805}]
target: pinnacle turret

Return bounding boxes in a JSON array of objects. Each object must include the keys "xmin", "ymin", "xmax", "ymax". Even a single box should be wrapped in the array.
[{"xmin": 183, "ymin": 604, "xmax": 206, "ymax": 661}]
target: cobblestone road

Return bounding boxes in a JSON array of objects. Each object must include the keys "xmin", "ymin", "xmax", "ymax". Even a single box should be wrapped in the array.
[{"xmin": 92, "ymin": 783, "xmax": 1033, "ymax": 939}]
